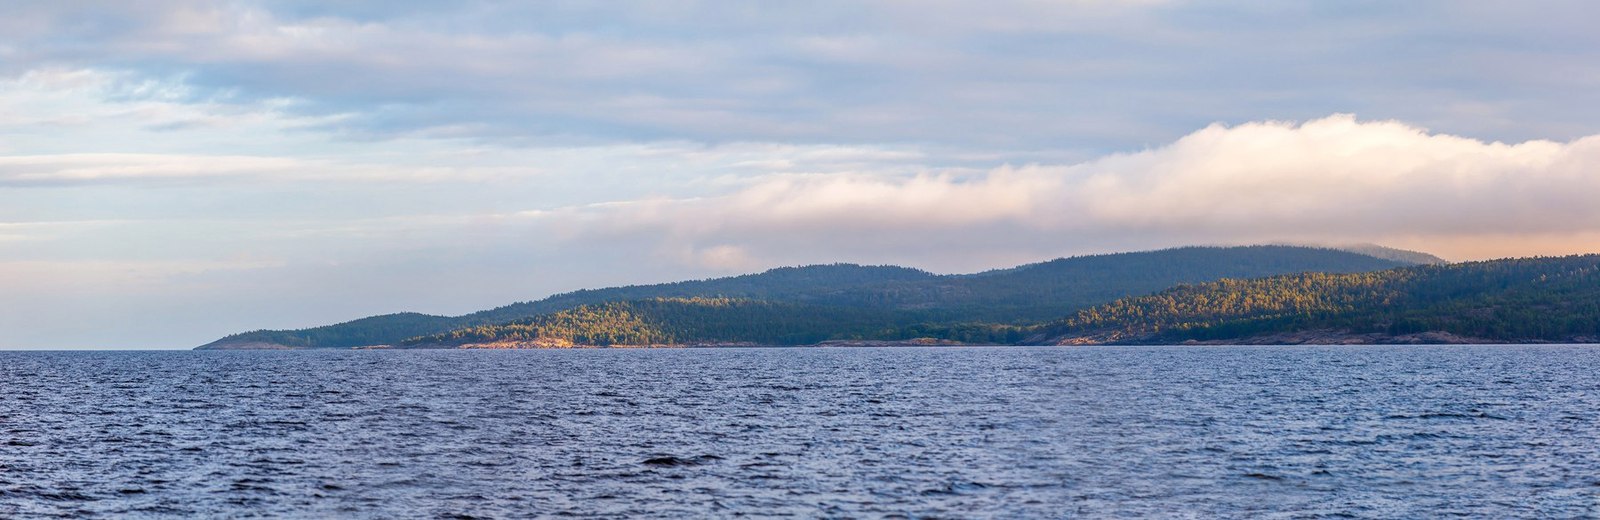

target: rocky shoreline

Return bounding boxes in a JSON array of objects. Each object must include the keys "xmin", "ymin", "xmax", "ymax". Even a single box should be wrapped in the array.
[
  {"xmin": 1049, "ymin": 328, "xmax": 1599, "ymax": 346},
  {"xmin": 204, "ymin": 337, "xmax": 982, "ymax": 350},
  {"xmin": 1182, "ymin": 330, "xmax": 1499, "ymax": 345},
  {"xmin": 404, "ymin": 337, "xmax": 973, "ymax": 349},
  {"xmin": 200, "ymin": 332, "xmax": 1600, "ymax": 350}
]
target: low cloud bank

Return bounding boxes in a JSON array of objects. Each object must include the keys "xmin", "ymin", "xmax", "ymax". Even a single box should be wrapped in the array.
[{"xmin": 558, "ymin": 115, "xmax": 1600, "ymax": 268}]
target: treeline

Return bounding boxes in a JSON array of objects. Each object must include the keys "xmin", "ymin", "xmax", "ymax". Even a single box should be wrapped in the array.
[
  {"xmin": 402, "ymin": 297, "xmax": 1026, "ymax": 347},
  {"xmin": 200, "ymin": 245, "xmax": 1416, "ymax": 349},
  {"xmin": 206, "ymin": 313, "xmax": 458, "ymax": 349},
  {"xmin": 200, "ymin": 250, "xmax": 1600, "ymax": 349},
  {"xmin": 920, "ymin": 245, "xmax": 1413, "ymax": 323},
  {"xmin": 1039, "ymin": 255, "xmax": 1600, "ymax": 343}
]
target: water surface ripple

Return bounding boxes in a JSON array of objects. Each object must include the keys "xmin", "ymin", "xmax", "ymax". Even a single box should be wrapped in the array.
[{"xmin": 2, "ymin": 346, "xmax": 1598, "ymax": 517}]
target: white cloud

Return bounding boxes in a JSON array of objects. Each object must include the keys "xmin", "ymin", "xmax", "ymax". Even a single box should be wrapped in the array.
[
  {"xmin": 0, "ymin": 152, "xmax": 534, "ymax": 186},
  {"xmin": 557, "ymin": 115, "xmax": 1600, "ymax": 265},
  {"xmin": 1075, "ymin": 115, "xmax": 1600, "ymax": 235}
]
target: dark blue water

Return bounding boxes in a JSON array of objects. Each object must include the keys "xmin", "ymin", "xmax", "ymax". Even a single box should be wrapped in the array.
[{"xmin": 2, "ymin": 346, "xmax": 1598, "ymax": 518}]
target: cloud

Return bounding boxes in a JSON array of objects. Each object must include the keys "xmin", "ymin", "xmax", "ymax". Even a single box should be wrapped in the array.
[
  {"xmin": 1076, "ymin": 115, "xmax": 1600, "ymax": 235},
  {"xmin": 0, "ymin": 152, "xmax": 529, "ymax": 186},
  {"xmin": 6, "ymin": 1, "xmax": 1599, "ymax": 150},
  {"xmin": 0, "ymin": 67, "xmax": 346, "ymax": 155},
  {"xmin": 0, "ymin": 67, "xmax": 952, "ymax": 190},
  {"xmin": 679, "ymin": 244, "xmax": 762, "ymax": 272},
  {"xmin": 0, "ymin": 153, "xmax": 305, "ymax": 185},
  {"xmin": 553, "ymin": 115, "xmax": 1600, "ymax": 265}
]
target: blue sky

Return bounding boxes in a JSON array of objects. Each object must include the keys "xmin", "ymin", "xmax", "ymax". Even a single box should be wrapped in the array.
[{"xmin": 4, "ymin": 0, "xmax": 1600, "ymax": 348}]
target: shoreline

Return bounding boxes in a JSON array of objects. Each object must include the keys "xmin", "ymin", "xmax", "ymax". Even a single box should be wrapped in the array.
[{"xmin": 191, "ymin": 334, "xmax": 1600, "ymax": 350}]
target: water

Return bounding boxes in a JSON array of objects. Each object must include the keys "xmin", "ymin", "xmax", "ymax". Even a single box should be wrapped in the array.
[{"xmin": 2, "ymin": 346, "xmax": 1598, "ymax": 518}]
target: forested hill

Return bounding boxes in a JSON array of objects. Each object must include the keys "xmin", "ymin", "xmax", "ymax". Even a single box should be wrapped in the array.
[
  {"xmin": 197, "ymin": 313, "xmax": 459, "ymax": 350},
  {"xmin": 400, "ymin": 298, "xmax": 1022, "ymax": 348},
  {"xmin": 1334, "ymin": 244, "xmax": 1447, "ymax": 265},
  {"xmin": 197, "ymin": 264, "xmax": 936, "ymax": 349},
  {"xmin": 464, "ymin": 263, "xmax": 936, "ymax": 324},
  {"xmin": 1035, "ymin": 255, "xmax": 1600, "ymax": 345},
  {"xmin": 404, "ymin": 298, "xmax": 845, "ymax": 347},
  {"xmin": 917, "ymin": 245, "xmax": 1411, "ymax": 322},
  {"xmin": 196, "ymin": 245, "xmax": 1420, "ymax": 349}
]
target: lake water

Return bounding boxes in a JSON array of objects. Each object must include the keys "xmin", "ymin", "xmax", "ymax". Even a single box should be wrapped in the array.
[{"xmin": 2, "ymin": 346, "xmax": 1598, "ymax": 518}]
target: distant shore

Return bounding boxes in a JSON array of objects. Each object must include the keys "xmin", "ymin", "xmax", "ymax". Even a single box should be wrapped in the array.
[{"xmin": 196, "ymin": 332, "xmax": 1600, "ymax": 350}]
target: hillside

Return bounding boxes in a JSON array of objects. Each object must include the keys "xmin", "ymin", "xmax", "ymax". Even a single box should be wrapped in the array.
[
  {"xmin": 198, "ymin": 313, "xmax": 460, "ymax": 350},
  {"xmin": 903, "ymin": 245, "xmax": 1412, "ymax": 323},
  {"xmin": 1034, "ymin": 255, "xmax": 1600, "ymax": 345},
  {"xmin": 1333, "ymin": 243, "xmax": 1448, "ymax": 265},
  {"xmin": 400, "ymin": 298, "xmax": 1024, "ymax": 348},
  {"xmin": 197, "ymin": 264, "xmax": 935, "ymax": 349},
  {"xmin": 197, "ymin": 245, "xmax": 1417, "ymax": 349}
]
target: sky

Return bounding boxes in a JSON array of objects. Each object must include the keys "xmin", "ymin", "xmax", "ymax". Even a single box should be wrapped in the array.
[{"xmin": 3, "ymin": 0, "xmax": 1600, "ymax": 348}]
